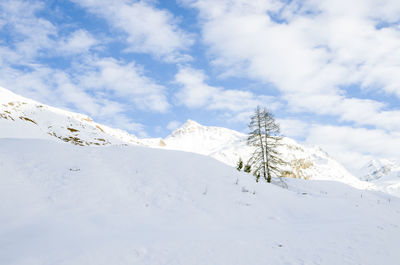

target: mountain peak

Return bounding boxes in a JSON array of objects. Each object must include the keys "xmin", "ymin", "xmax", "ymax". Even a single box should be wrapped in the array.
[
  {"xmin": 167, "ymin": 119, "xmax": 204, "ymax": 139},
  {"xmin": 360, "ymin": 158, "xmax": 400, "ymax": 181},
  {"xmin": 181, "ymin": 119, "xmax": 202, "ymax": 129}
]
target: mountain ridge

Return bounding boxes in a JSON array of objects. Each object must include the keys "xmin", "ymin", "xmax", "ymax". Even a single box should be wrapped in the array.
[
  {"xmin": 0, "ymin": 86, "xmax": 370, "ymax": 189},
  {"xmin": 0, "ymin": 86, "xmax": 141, "ymax": 146}
]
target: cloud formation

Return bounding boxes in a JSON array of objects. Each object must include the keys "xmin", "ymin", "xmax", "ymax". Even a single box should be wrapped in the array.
[
  {"xmin": 79, "ymin": 58, "xmax": 170, "ymax": 112},
  {"xmin": 73, "ymin": 0, "xmax": 194, "ymax": 62},
  {"xmin": 182, "ymin": 0, "xmax": 400, "ymax": 171},
  {"xmin": 0, "ymin": 0, "xmax": 171, "ymax": 134},
  {"xmin": 186, "ymin": 0, "xmax": 400, "ymax": 129},
  {"xmin": 306, "ymin": 125, "xmax": 400, "ymax": 174},
  {"xmin": 175, "ymin": 66, "xmax": 280, "ymax": 115}
]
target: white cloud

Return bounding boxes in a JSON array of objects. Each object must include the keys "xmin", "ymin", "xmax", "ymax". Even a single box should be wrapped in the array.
[
  {"xmin": 186, "ymin": 0, "xmax": 400, "ymax": 131},
  {"xmin": 79, "ymin": 57, "xmax": 170, "ymax": 112},
  {"xmin": 103, "ymin": 114, "xmax": 148, "ymax": 137},
  {"xmin": 305, "ymin": 125, "xmax": 400, "ymax": 175},
  {"xmin": 0, "ymin": 61, "xmax": 153, "ymax": 137},
  {"xmin": 174, "ymin": 67, "xmax": 218, "ymax": 107},
  {"xmin": 0, "ymin": 63, "xmax": 104, "ymax": 115},
  {"xmin": 0, "ymin": 0, "xmax": 56, "ymax": 61},
  {"xmin": 277, "ymin": 118, "xmax": 309, "ymax": 138},
  {"xmin": 285, "ymin": 94, "xmax": 400, "ymax": 131},
  {"xmin": 73, "ymin": 0, "xmax": 194, "ymax": 62},
  {"xmin": 0, "ymin": 1, "xmax": 104, "ymax": 116},
  {"xmin": 0, "ymin": 1, "xmax": 101, "ymax": 62},
  {"xmin": 175, "ymin": 66, "xmax": 280, "ymax": 113},
  {"xmin": 0, "ymin": 0, "xmax": 173, "ymax": 136},
  {"xmin": 167, "ymin": 120, "xmax": 182, "ymax": 131},
  {"xmin": 58, "ymin": 30, "xmax": 99, "ymax": 54},
  {"xmin": 0, "ymin": 57, "xmax": 170, "ymax": 115}
]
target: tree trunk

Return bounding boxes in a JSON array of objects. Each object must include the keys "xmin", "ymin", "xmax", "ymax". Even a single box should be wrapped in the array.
[
  {"xmin": 263, "ymin": 121, "xmax": 271, "ymax": 183},
  {"xmin": 256, "ymin": 111, "xmax": 267, "ymax": 181}
]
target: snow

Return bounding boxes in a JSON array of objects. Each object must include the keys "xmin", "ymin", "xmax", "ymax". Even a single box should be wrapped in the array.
[
  {"xmin": 161, "ymin": 120, "xmax": 369, "ymax": 189},
  {"xmin": 360, "ymin": 159, "xmax": 400, "ymax": 181},
  {"xmin": 0, "ymin": 86, "xmax": 140, "ymax": 146},
  {"xmin": 1, "ymin": 138, "xmax": 400, "ymax": 265},
  {"xmin": 360, "ymin": 159, "xmax": 400, "ymax": 197}
]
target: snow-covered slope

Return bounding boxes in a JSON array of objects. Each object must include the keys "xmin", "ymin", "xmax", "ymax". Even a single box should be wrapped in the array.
[
  {"xmin": 1, "ymin": 138, "xmax": 400, "ymax": 265},
  {"xmin": 0, "ymin": 86, "xmax": 140, "ymax": 146},
  {"xmin": 164, "ymin": 119, "xmax": 246, "ymax": 157},
  {"xmin": 360, "ymin": 159, "xmax": 400, "ymax": 196},
  {"xmin": 161, "ymin": 120, "xmax": 367, "ymax": 188},
  {"xmin": 361, "ymin": 159, "xmax": 400, "ymax": 181},
  {"xmin": 0, "ymin": 86, "xmax": 366, "ymax": 188}
]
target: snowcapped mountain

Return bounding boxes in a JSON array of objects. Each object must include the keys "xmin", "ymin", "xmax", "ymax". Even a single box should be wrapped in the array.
[
  {"xmin": 159, "ymin": 119, "xmax": 367, "ymax": 188},
  {"xmin": 359, "ymin": 159, "xmax": 400, "ymax": 196},
  {"xmin": 0, "ymin": 86, "xmax": 140, "ymax": 146},
  {"xmin": 162, "ymin": 119, "xmax": 250, "ymax": 164},
  {"xmin": 0, "ymin": 86, "xmax": 366, "ymax": 188},
  {"xmin": 360, "ymin": 159, "xmax": 400, "ymax": 181}
]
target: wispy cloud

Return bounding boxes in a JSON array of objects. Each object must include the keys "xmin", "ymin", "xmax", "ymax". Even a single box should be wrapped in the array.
[
  {"xmin": 186, "ymin": 0, "xmax": 400, "ymax": 130},
  {"xmin": 306, "ymin": 125, "xmax": 400, "ymax": 174},
  {"xmin": 57, "ymin": 30, "xmax": 99, "ymax": 55},
  {"xmin": 166, "ymin": 120, "xmax": 182, "ymax": 131},
  {"xmin": 72, "ymin": 0, "xmax": 194, "ymax": 62},
  {"xmin": 0, "ymin": 0, "xmax": 170, "ymax": 134},
  {"xmin": 175, "ymin": 66, "xmax": 280, "ymax": 114},
  {"xmin": 79, "ymin": 57, "xmax": 170, "ymax": 112},
  {"xmin": 0, "ymin": 0, "xmax": 56, "ymax": 61},
  {"xmin": 181, "ymin": 0, "xmax": 400, "ymax": 169}
]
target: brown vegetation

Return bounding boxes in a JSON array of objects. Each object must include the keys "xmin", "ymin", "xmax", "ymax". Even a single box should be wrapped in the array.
[
  {"xmin": 67, "ymin": 127, "xmax": 79, "ymax": 133},
  {"xmin": 19, "ymin": 116, "xmax": 37, "ymax": 125},
  {"xmin": 96, "ymin": 125, "xmax": 105, "ymax": 133}
]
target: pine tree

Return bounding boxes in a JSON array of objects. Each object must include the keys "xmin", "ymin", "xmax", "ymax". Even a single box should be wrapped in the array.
[
  {"xmin": 244, "ymin": 164, "xmax": 251, "ymax": 173},
  {"xmin": 236, "ymin": 157, "xmax": 243, "ymax": 171},
  {"xmin": 247, "ymin": 106, "xmax": 285, "ymax": 183}
]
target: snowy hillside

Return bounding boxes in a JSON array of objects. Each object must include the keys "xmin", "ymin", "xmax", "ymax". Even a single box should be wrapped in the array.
[
  {"xmin": 160, "ymin": 120, "xmax": 367, "ymax": 188},
  {"xmin": 1, "ymin": 138, "xmax": 400, "ymax": 265},
  {"xmin": 0, "ymin": 87, "xmax": 140, "ymax": 146},
  {"xmin": 0, "ymin": 86, "xmax": 368, "ymax": 188},
  {"xmin": 360, "ymin": 159, "xmax": 400, "ymax": 196}
]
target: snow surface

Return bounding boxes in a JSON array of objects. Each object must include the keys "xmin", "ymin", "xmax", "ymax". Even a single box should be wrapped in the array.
[
  {"xmin": 0, "ymin": 86, "xmax": 140, "ymax": 146},
  {"xmin": 1, "ymin": 138, "xmax": 400, "ymax": 265},
  {"xmin": 360, "ymin": 159, "xmax": 400, "ymax": 197}
]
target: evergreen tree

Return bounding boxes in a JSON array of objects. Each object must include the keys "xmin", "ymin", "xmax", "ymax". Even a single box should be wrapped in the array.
[
  {"xmin": 236, "ymin": 157, "xmax": 243, "ymax": 171},
  {"xmin": 247, "ymin": 106, "xmax": 285, "ymax": 183},
  {"xmin": 244, "ymin": 164, "xmax": 251, "ymax": 173}
]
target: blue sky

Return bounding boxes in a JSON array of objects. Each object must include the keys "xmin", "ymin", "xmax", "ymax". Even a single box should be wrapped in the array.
[{"xmin": 0, "ymin": 0, "xmax": 399, "ymax": 173}]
